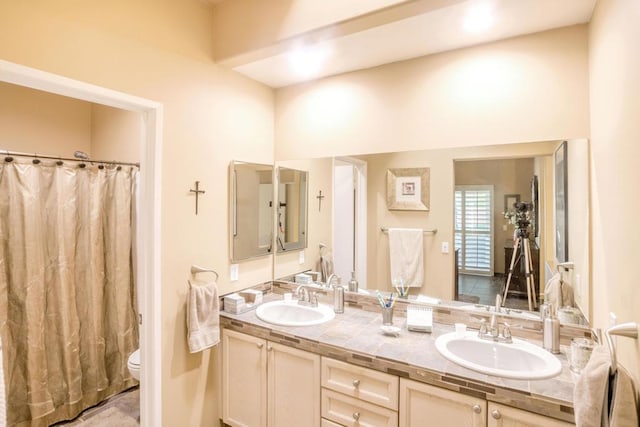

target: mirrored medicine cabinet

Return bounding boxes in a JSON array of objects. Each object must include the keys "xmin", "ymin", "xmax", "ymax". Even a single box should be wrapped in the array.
[{"xmin": 229, "ymin": 161, "xmax": 274, "ymax": 262}]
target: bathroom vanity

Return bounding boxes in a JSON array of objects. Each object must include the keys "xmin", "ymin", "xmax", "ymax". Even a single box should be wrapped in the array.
[{"xmin": 220, "ymin": 292, "xmax": 579, "ymax": 427}]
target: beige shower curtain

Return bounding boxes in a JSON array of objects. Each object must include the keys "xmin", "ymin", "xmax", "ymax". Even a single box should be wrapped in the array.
[{"xmin": 0, "ymin": 158, "xmax": 139, "ymax": 427}]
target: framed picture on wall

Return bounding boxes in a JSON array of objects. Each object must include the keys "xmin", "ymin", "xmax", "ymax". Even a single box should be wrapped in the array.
[
  {"xmin": 504, "ymin": 194, "xmax": 520, "ymax": 212},
  {"xmin": 386, "ymin": 167, "xmax": 430, "ymax": 211},
  {"xmin": 555, "ymin": 141, "xmax": 568, "ymax": 262}
]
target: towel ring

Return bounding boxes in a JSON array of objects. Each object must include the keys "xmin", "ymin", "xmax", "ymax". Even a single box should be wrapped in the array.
[
  {"xmin": 605, "ymin": 322, "xmax": 638, "ymax": 375},
  {"xmin": 190, "ymin": 265, "xmax": 219, "ymax": 281}
]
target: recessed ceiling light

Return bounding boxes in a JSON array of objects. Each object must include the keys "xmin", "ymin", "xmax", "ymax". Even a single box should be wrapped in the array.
[
  {"xmin": 463, "ymin": 3, "xmax": 494, "ymax": 33},
  {"xmin": 287, "ymin": 44, "xmax": 331, "ymax": 78}
]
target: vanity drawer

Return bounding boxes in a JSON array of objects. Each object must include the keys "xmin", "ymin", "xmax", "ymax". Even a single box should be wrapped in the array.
[
  {"xmin": 321, "ymin": 357, "xmax": 399, "ymax": 410},
  {"xmin": 322, "ymin": 389, "xmax": 398, "ymax": 427}
]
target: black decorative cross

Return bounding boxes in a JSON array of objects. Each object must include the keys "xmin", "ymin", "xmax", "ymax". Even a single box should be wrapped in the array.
[
  {"xmin": 189, "ymin": 181, "xmax": 206, "ymax": 215},
  {"xmin": 316, "ymin": 190, "xmax": 325, "ymax": 212}
]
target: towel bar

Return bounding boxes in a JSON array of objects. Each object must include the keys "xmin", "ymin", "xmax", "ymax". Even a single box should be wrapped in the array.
[
  {"xmin": 381, "ymin": 227, "xmax": 437, "ymax": 234},
  {"xmin": 605, "ymin": 322, "xmax": 638, "ymax": 375},
  {"xmin": 190, "ymin": 265, "xmax": 219, "ymax": 281}
]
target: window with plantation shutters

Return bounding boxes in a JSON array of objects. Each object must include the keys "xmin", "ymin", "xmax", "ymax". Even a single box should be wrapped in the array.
[{"xmin": 454, "ymin": 186, "xmax": 494, "ymax": 276}]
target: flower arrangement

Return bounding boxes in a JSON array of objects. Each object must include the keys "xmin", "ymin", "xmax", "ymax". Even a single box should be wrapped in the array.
[{"xmin": 502, "ymin": 209, "xmax": 531, "ymax": 228}]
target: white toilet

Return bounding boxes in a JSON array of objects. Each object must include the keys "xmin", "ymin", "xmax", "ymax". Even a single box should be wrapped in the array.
[{"xmin": 127, "ymin": 349, "xmax": 140, "ymax": 381}]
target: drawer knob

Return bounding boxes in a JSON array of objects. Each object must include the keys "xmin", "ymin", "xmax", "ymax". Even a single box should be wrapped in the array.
[
  {"xmin": 472, "ymin": 404, "xmax": 482, "ymax": 414},
  {"xmin": 267, "ymin": 345, "xmax": 272, "ymax": 351},
  {"xmin": 491, "ymin": 409, "xmax": 501, "ymax": 419},
  {"xmin": 352, "ymin": 379, "xmax": 360, "ymax": 388},
  {"xmin": 257, "ymin": 343, "xmax": 264, "ymax": 349},
  {"xmin": 352, "ymin": 412, "xmax": 360, "ymax": 421}
]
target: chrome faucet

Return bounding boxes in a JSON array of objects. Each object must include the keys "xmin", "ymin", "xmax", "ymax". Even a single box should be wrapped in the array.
[
  {"xmin": 295, "ymin": 285, "xmax": 318, "ymax": 307},
  {"xmin": 326, "ymin": 274, "xmax": 340, "ymax": 288},
  {"xmin": 477, "ymin": 294, "xmax": 512, "ymax": 343}
]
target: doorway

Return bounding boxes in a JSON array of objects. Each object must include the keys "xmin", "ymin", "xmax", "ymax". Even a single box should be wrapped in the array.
[
  {"xmin": 332, "ymin": 157, "xmax": 367, "ymax": 288},
  {"xmin": 0, "ymin": 59, "xmax": 162, "ymax": 426}
]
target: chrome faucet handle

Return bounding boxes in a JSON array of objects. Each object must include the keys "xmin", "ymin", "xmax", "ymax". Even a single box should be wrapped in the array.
[
  {"xmin": 478, "ymin": 319, "xmax": 488, "ymax": 335},
  {"xmin": 502, "ymin": 322, "xmax": 512, "ymax": 338},
  {"xmin": 310, "ymin": 292, "xmax": 318, "ymax": 307}
]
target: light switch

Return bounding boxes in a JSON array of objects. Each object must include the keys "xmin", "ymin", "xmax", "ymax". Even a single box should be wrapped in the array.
[
  {"xmin": 230, "ymin": 264, "xmax": 239, "ymax": 282},
  {"xmin": 299, "ymin": 251, "xmax": 305, "ymax": 264},
  {"xmin": 441, "ymin": 242, "xmax": 449, "ymax": 253}
]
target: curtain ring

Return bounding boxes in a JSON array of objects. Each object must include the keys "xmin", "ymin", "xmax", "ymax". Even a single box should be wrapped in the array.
[
  {"xmin": 98, "ymin": 164, "xmax": 105, "ymax": 170},
  {"xmin": 4, "ymin": 150, "xmax": 13, "ymax": 163},
  {"xmin": 78, "ymin": 163, "xmax": 86, "ymax": 169},
  {"xmin": 117, "ymin": 165, "xmax": 122, "ymax": 171},
  {"xmin": 32, "ymin": 153, "xmax": 41, "ymax": 165}
]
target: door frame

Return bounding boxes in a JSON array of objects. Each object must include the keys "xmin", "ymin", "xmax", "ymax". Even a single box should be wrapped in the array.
[
  {"xmin": 333, "ymin": 156, "xmax": 367, "ymax": 288},
  {"xmin": 0, "ymin": 59, "xmax": 163, "ymax": 426}
]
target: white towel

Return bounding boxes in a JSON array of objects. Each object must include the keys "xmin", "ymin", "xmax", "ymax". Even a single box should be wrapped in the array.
[
  {"xmin": 574, "ymin": 345, "xmax": 611, "ymax": 427},
  {"xmin": 317, "ymin": 248, "xmax": 334, "ymax": 283},
  {"xmin": 388, "ymin": 228, "xmax": 424, "ymax": 288},
  {"xmin": 544, "ymin": 272, "xmax": 574, "ymax": 308},
  {"xmin": 609, "ymin": 365, "xmax": 639, "ymax": 427},
  {"xmin": 574, "ymin": 344, "xmax": 640, "ymax": 427},
  {"xmin": 187, "ymin": 280, "xmax": 220, "ymax": 353}
]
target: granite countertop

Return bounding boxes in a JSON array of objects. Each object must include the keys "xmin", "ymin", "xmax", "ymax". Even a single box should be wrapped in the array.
[{"xmin": 220, "ymin": 293, "xmax": 577, "ymax": 423}]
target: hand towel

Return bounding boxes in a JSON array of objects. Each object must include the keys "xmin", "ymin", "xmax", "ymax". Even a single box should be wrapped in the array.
[
  {"xmin": 609, "ymin": 365, "xmax": 639, "ymax": 427},
  {"xmin": 317, "ymin": 248, "xmax": 334, "ymax": 283},
  {"xmin": 187, "ymin": 279, "xmax": 220, "ymax": 353},
  {"xmin": 544, "ymin": 272, "xmax": 575, "ymax": 308},
  {"xmin": 573, "ymin": 345, "xmax": 611, "ymax": 427},
  {"xmin": 388, "ymin": 228, "xmax": 424, "ymax": 288}
]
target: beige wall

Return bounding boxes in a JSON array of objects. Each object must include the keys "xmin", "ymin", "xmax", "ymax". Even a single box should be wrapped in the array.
[
  {"xmin": 0, "ymin": 82, "xmax": 92, "ymax": 155},
  {"xmin": 275, "ymin": 25, "xmax": 590, "ymax": 161},
  {"xmin": 91, "ymin": 104, "xmax": 142, "ymax": 164},
  {"xmin": 455, "ymin": 158, "xmax": 534, "ymax": 275},
  {"xmin": 0, "ymin": 1, "xmax": 275, "ymax": 425},
  {"xmin": 589, "ymin": 0, "xmax": 640, "ymax": 383}
]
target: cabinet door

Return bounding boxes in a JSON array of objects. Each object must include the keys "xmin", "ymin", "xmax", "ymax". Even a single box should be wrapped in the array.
[
  {"xmin": 268, "ymin": 341, "xmax": 321, "ymax": 427},
  {"xmin": 399, "ymin": 378, "xmax": 486, "ymax": 427},
  {"xmin": 487, "ymin": 403, "xmax": 574, "ymax": 427},
  {"xmin": 222, "ymin": 329, "xmax": 267, "ymax": 427}
]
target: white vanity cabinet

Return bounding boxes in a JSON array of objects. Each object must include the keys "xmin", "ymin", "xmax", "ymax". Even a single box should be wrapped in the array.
[
  {"xmin": 222, "ymin": 329, "xmax": 321, "ymax": 427},
  {"xmin": 321, "ymin": 357, "xmax": 399, "ymax": 427},
  {"xmin": 487, "ymin": 403, "xmax": 574, "ymax": 427},
  {"xmin": 399, "ymin": 378, "xmax": 486, "ymax": 427}
]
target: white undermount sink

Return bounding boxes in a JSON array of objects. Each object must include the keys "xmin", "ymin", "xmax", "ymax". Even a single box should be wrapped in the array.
[
  {"xmin": 435, "ymin": 331, "xmax": 562, "ymax": 380},
  {"xmin": 256, "ymin": 300, "xmax": 335, "ymax": 326}
]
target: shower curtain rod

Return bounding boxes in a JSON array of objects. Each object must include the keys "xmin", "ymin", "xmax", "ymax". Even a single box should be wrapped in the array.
[{"xmin": 3, "ymin": 149, "xmax": 140, "ymax": 167}]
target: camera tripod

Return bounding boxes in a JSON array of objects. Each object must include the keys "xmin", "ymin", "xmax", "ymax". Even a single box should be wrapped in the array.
[{"xmin": 501, "ymin": 229, "xmax": 538, "ymax": 311}]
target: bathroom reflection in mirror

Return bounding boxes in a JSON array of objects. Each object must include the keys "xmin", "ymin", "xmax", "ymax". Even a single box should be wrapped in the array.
[
  {"xmin": 229, "ymin": 161, "xmax": 274, "ymax": 261},
  {"xmin": 272, "ymin": 139, "xmax": 590, "ymax": 325},
  {"xmin": 276, "ymin": 167, "xmax": 308, "ymax": 252}
]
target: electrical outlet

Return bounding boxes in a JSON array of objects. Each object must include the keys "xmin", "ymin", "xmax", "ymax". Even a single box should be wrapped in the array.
[
  {"xmin": 441, "ymin": 242, "xmax": 449, "ymax": 253},
  {"xmin": 299, "ymin": 251, "xmax": 305, "ymax": 264},
  {"xmin": 230, "ymin": 264, "xmax": 239, "ymax": 282},
  {"xmin": 609, "ymin": 312, "xmax": 617, "ymax": 327}
]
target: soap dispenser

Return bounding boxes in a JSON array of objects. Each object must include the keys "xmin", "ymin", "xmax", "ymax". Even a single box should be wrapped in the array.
[
  {"xmin": 348, "ymin": 271, "xmax": 359, "ymax": 293},
  {"xmin": 543, "ymin": 303, "xmax": 560, "ymax": 354}
]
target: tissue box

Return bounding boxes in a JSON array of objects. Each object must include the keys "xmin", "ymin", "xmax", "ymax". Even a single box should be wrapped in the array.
[
  {"xmin": 239, "ymin": 290, "xmax": 263, "ymax": 306},
  {"xmin": 295, "ymin": 273, "xmax": 313, "ymax": 284},
  {"xmin": 223, "ymin": 293, "xmax": 246, "ymax": 314}
]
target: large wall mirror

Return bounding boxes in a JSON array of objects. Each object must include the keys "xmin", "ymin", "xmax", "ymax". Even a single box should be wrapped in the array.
[
  {"xmin": 273, "ymin": 139, "xmax": 591, "ymax": 326},
  {"xmin": 276, "ymin": 167, "xmax": 308, "ymax": 252},
  {"xmin": 229, "ymin": 161, "xmax": 274, "ymax": 261}
]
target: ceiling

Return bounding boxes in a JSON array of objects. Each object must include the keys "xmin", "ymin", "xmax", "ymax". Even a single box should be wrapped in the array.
[{"xmin": 218, "ymin": 0, "xmax": 596, "ymax": 88}]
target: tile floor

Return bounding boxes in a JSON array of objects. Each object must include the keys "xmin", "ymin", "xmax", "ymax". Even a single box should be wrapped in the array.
[
  {"xmin": 458, "ymin": 273, "xmax": 533, "ymax": 311},
  {"xmin": 52, "ymin": 386, "xmax": 139, "ymax": 426}
]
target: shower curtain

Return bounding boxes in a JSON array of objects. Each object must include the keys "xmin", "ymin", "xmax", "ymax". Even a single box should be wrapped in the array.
[{"xmin": 0, "ymin": 158, "xmax": 139, "ymax": 427}]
